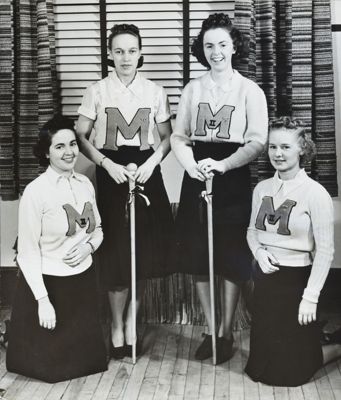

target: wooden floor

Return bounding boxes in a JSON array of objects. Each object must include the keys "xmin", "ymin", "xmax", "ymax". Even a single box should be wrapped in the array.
[{"xmin": 0, "ymin": 324, "xmax": 341, "ymax": 400}]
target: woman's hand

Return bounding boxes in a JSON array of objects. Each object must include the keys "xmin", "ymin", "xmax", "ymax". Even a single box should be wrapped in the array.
[
  {"xmin": 38, "ymin": 296, "xmax": 56, "ymax": 330},
  {"xmin": 63, "ymin": 243, "xmax": 91, "ymax": 267},
  {"xmin": 298, "ymin": 298, "xmax": 317, "ymax": 326},
  {"xmin": 102, "ymin": 158, "xmax": 134, "ymax": 184},
  {"xmin": 187, "ymin": 164, "xmax": 207, "ymax": 182},
  {"xmin": 256, "ymin": 248, "xmax": 280, "ymax": 274},
  {"xmin": 198, "ymin": 158, "xmax": 226, "ymax": 176},
  {"xmin": 135, "ymin": 160, "xmax": 156, "ymax": 184}
]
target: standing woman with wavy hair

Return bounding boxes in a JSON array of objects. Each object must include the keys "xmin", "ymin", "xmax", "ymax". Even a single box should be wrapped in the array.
[
  {"xmin": 77, "ymin": 24, "xmax": 173, "ymax": 359},
  {"xmin": 171, "ymin": 13, "xmax": 268, "ymax": 364}
]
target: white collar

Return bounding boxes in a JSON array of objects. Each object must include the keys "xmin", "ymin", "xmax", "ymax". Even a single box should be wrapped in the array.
[
  {"xmin": 46, "ymin": 166, "xmax": 85, "ymax": 185},
  {"xmin": 109, "ymin": 70, "xmax": 144, "ymax": 99},
  {"xmin": 272, "ymin": 169, "xmax": 308, "ymax": 196},
  {"xmin": 201, "ymin": 69, "xmax": 241, "ymax": 93}
]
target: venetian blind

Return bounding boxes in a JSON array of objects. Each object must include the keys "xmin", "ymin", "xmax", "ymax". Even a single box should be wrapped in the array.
[{"xmin": 54, "ymin": 0, "xmax": 234, "ymax": 117}]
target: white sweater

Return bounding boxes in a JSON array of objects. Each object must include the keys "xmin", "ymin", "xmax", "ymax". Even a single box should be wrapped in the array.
[
  {"xmin": 17, "ymin": 167, "xmax": 103, "ymax": 300},
  {"xmin": 247, "ymin": 169, "xmax": 334, "ymax": 303}
]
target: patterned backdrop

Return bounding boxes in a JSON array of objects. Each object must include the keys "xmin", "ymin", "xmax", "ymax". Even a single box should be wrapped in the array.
[
  {"xmin": 0, "ymin": 0, "xmax": 59, "ymax": 200},
  {"xmin": 234, "ymin": 0, "xmax": 338, "ymax": 196}
]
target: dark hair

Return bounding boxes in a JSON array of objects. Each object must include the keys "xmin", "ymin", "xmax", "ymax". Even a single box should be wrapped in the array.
[
  {"xmin": 33, "ymin": 115, "xmax": 78, "ymax": 167},
  {"xmin": 108, "ymin": 23, "xmax": 144, "ymax": 68},
  {"xmin": 269, "ymin": 116, "xmax": 316, "ymax": 167},
  {"xmin": 191, "ymin": 13, "xmax": 244, "ymax": 69}
]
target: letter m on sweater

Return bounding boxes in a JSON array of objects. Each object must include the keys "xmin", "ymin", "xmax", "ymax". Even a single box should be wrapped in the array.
[
  {"xmin": 255, "ymin": 196, "xmax": 297, "ymax": 235},
  {"xmin": 194, "ymin": 103, "xmax": 235, "ymax": 138},
  {"xmin": 63, "ymin": 202, "xmax": 96, "ymax": 236},
  {"xmin": 105, "ymin": 108, "xmax": 151, "ymax": 150}
]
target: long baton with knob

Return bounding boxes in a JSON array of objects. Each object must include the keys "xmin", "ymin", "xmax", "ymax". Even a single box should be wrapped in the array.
[
  {"xmin": 126, "ymin": 162, "xmax": 138, "ymax": 364},
  {"xmin": 205, "ymin": 176, "xmax": 216, "ymax": 365}
]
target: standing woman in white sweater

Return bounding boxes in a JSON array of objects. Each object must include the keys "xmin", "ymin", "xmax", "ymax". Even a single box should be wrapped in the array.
[
  {"xmin": 6, "ymin": 115, "xmax": 107, "ymax": 383},
  {"xmin": 245, "ymin": 116, "xmax": 341, "ymax": 386},
  {"xmin": 171, "ymin": 13, "xmax": 268, "ymax": 364}
]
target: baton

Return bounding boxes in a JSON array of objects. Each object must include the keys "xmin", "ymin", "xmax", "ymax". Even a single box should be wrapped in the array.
[
  {"xmin": 127, "ymin": 162, "xmax": 138, "ymax": 364},
  {"xmin": 205, "ymin": 177, "xmax": 216, "ymax": 365}
]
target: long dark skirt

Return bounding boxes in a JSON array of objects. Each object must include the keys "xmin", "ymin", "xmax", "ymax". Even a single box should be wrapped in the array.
[
  {"xmin": 174, "ymin": 142, "xmax": 252, "ymax": 282},
  {"xmin": 6, "ymin": 267, "xmax": 108, "ymax": 383},
  {"xmin": 245, "ymin": 265, "xmax": 323, "ymax": 387},
  {"xmin": 96, "ymin": 146, "xmax": 174, "ymax": 288}
]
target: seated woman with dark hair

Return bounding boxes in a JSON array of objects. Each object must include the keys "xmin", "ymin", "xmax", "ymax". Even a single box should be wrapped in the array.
[
  {"xmin": 6, "ymin": 115, "xmax": 107, "ymax": 383},
  {"xmin": 245, "ymin": 116, "xmax": 341, "ymax": 386}
]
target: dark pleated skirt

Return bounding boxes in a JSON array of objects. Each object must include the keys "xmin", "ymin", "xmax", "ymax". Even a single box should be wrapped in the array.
[
  {"xmin": 245, "ymin": 264, "xmax": 323, "ymax": 387},
  {"xmin": 96, "ymin": 146, "xmax": 174, "ymax": 288},
  {"xmin": 173, "ymin": 142, "xmax": 252, "ymax": 282},
  {"xmin": 6, "ymin": 267, "xmax": 108, "ymax": 383}
]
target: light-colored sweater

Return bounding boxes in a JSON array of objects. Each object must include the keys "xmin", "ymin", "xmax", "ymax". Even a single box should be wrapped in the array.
[
  {"xmin": 247, "ymin": 169, "xmax": 334, "ymax": 303},
  {"xmin": 17, "ymin": 167, "xmax": 103, "ymax": 300},
  {"xmin": 171, "ymin": 70, "xmax": 268, "ymax": 171}
]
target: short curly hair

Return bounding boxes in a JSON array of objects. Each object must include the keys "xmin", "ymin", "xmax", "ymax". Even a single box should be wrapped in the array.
[
  {"xmin": 191, "ymin": 13, "xmax": 244, "ymax": 69},
  {"xmin": 108, "ymin": 23, "xmax": 144, "ymax": 68},
  {"xmin": 33, "ymin": 115, "xmax": 78, "ymax": 167},
  {"xmin": 269, "ymin": 116, "xmax": 316, "ymax": 167}
]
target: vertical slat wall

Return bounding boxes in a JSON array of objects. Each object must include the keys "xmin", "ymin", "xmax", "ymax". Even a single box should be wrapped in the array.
[
  {"xmin": 54, "ymin": 0, "xmax": 101, "ymax": 116},
  {"xmin": 54, "ymin": 1, "xmax": 234, "ymax": 117},
  {"xmin": 189, "ymin": 1, "xmax": 234, "ymax": 79}
]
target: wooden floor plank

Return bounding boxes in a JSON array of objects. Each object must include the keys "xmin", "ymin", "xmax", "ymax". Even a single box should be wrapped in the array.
[
  {"xmin": 138, "ymin": 325, "xmax": 167, "ymax": 399},
  {"xmin": 183, "ymin": 325, "xmax": 202, "ymax": 399},
  {"xmin": 0, "ymin": 375, "xmax": 30, "ymax": 400},
  {"xmin": 153, "ymin": 325, "xmax": 181, "ymax": 400},
  {"xmin": 75, "ymin": 372, "xmax": 102, "ymax": 400},
  {"xmin": 14, "ymin": 379, "xmax": 43, "ymax": 400},
  {"xmin": 241, "ymin": 329, "xmax": 260, "ymax": 400},
  {"xmin": 107, "ymin": 362, "xmax": 133, "ymax": 400},
  {"xmin": 91, "ymin": 360, "xmax": 122, "ymax": 400},
  {"xmin": 273, "ymin": 387, "xmax": 289, "ymax": 400},
  {"xmin": 227, "ymin": 330, "xmax": 244, "ymax": 400},
  {"xmin": 0, "ymin": 324, "xmax": 340, "ymax": 399},
  {"xmin": 61, "ymin": 377, "xmax": 87, "ymax": 400},
  {"xmin": 314, "ymin": 367, "xmax": 336, "ymax": 400},
  {"xmin": 325, "ymin": 360, "xmax": 341, "ymax": 400},
  {"xmin": 300, "ymin": 379, "xmax": 320, "ymax": 400},
  {"xmin": 169, "ymin": 324, "xmax": 193, "ymax": 399},
  {"xmin": 44, "ymin": 381, "xmax": 70, "ymax": 400},
  {"xmin": 122, "ymin": 327, "xmax": 157, "ymax": 400},
  {"xmin": 288, "ymin": 387, "xmax": 304, "ymax": 400}
]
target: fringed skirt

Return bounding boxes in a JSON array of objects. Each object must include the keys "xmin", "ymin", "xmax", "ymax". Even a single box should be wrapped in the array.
[
  {"xmin": 6, "ymin": 267, "xmax": 108, "ymax": 383},
  {"xmin": 96, "ymin": 146, "xmax": 174, "ymax": 288},
  {"xmin": 245, "ymin": 265, "xmax": 323, "ymax": 387},
  {"xmin": 173, "ymin": 142, "xmax": 252, "ymax": 283}
]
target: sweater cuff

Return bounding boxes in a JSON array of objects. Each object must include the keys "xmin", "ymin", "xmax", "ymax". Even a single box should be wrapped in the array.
[{"xmin": 302, "ymin": 288, "xmax": 319, "ymax": 304}]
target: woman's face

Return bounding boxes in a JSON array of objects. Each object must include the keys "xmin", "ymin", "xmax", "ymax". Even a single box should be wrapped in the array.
[
  {"xmin": 203, "ymin": 28, "xmax": 235, "ymax": 73},
  {"xmin": 268, "ymin": 129, "xmax": 303, "ymax": 179},
  {"xmin": 110, "ymin": 33, "xmax": 141, "ymax": 80},
  {"xmin": 47, "ymin": 129, "xmax": 79, "ymax": 175}
]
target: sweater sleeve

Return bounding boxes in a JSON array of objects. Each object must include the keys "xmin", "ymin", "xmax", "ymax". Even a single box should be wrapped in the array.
[
  {"xmin": 17, "ymin": 186, "xmax": 48, "ymax": 300},
  {"xmin": 86, "ymin": 180, "xmax": 103, "ymax": 252},
  {"xmin": 302, "ymin": 185, "xmax": 334, "ymax": 303},
  {"xmin": 246, "ymin": 183, "xmax": 263, "ymax": 258},
  {"xmin": 223, "ymin": 140, "xmax": 264, "ymax": 172},
  {"xmin": 244, "ymin": 82, "xmax": 268, "ymax": 145},
  {"xmin": 170, "ymin": 83, "xmax": 197, "ymax": 172},
  {"xmin": 78, "ymin": 83, "xmax": 97, "ymax": 120}
]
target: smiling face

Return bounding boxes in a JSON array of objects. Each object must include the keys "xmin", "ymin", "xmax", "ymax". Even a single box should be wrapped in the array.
[
  {"xmin": 110, "ymin": 33, "xmax": 141, "ymax": 81},
  {"xmin": 268, "ymin": 128, "xmax": 304, "ymax": 180},
  {"xmin": 203, "ymin": 27, "xmax": 235, "ymax": 73},
  {"xmin": 47, "ymin": 129, "xmax": 79, "ymax": 175}
]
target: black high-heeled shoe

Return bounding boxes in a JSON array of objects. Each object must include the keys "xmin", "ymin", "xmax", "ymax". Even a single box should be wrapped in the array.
[
  {"xmin": 110, "ymin": 343, "xmax": 126, "ymax": 360},
  {"xmin": 0, "ymin": 320, "xmax": 10, "ymax": 349},
  {"xmin": 125, "ymin": 339, "xmax": 142, "ymax": 358}
]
